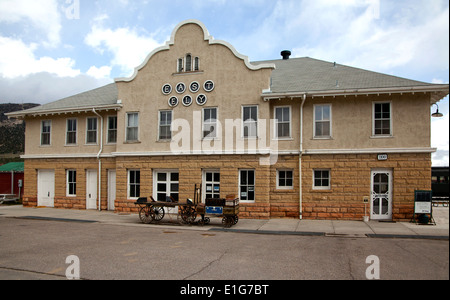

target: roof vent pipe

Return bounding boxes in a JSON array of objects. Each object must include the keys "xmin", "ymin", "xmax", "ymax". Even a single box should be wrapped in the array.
[{"xmin": 281, "ymin": 50, "xmax": 291, "ymax": 60}]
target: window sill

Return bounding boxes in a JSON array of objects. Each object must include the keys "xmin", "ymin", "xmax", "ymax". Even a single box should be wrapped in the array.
[
  {"xmin": 370, "ymin": 135, "xmax": 394, "ymax": 139},
  {"xmin": 313, "ymin": 136, "xmax": 333, "ymax": 140},
  {"xmin": 124, "ymin": 140, "xmax": 141, "ymax": 144}
]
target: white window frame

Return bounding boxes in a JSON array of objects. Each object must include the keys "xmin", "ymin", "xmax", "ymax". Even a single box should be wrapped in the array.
[
  {"xmin": 153, "ymin": 170, "xmax": 179, "ymax": 202},
  {"xmin": 202, "ymin": 169, "xmax": 221, "ymax": 201},
  {"xmin": 313, "ymin": 169, "xmax": 331, "ymax": 190},
  {"xmin": 40, "ymin": 120, "xmax": 52, "ymax": 146},
  {"xmin": 239, "ymin": 169, "xmax": 256, "ymax": 202},
  {"xmin": 274, "ymin": 106, "xmax": 292, "ymax": 139},
  {"xmin": 66, "ymin": 118, "xmax": 78, "ymax": 146},
  {"xmin": 313, "ymin": 104, "xmax": 332, "ymax": 139},
  {"xmin": 277, "ymin": 169, "xmax": 294, "ymax": 190},
  {"xmin": 372, "ymin": 101, "xmax": 392, "ymax": 137},
  {"xmin": 242, "ymin": 105, "xmax": 258, "ymax": 138},
  {"xmin": 185, "ymin": 54, "xmax": 192, "ymax": 72},
  {"xmin": 126, "ymin": 112, "xmax": 139, "ymax": 142},
  {"xmin": 66, "ymin": 169, "xmax": 77, "ymax": 197},
  {"xmin": 194, "ymin": 56, "xmax": 200, "ymax": 71},
  {"xmin": 202, "ymin": 107, "xmax": 218, "ymax": 139},
  {"xmin": 158, "ymin": 110, "xmax": 172, "ymax": 141},
  {"xmin": 127, "ymin": 169, "xmax": 140, "ymax": 199},
  {"xmin": 86, "ymin": 117, "xmax": 98, "ymax": 145},
  {"xmin": 107, "ymin": 116, "xmax": 117, "ymax": 144}
]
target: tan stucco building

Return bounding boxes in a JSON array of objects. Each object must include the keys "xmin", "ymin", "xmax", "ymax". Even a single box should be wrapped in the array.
[{"xmin": 8, "ymin": 20, "xmax": 449, "ymax": 221}]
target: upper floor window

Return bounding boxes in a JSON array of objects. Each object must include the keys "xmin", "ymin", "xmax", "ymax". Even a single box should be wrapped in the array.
[
  {"xmin": 185, "ymin": 54, "xmax": 192, "ymax": 72},
  {"xmin": 275, "ymin": 106, "xmax": 291, "ymax": 139},
  {"xmin": 243, "ymin": 106, "xmax": 258, "ymax": 138},
  {"xmin": 159, "ymin": 111, "xmax": 172, "ymax": 140},
  {"xmin": 108, "ymin": 116, "xmax": 117, "ymax": 144},
  {"xmin": 126, "ymin": 113, "xmax": 139, "ymax": 142},
  {"xmin": 66, "ymin": 119, "xmax": 77, "ymax": 145},
  {"xmin": 86, "ymin": 117, "xmax": 98, "ymax": 144},
  {"xmin": 314, "ymin": 104, "xmax": 331, "ymax": 138},
  {"xmin": 203, "ymin": 107, "xmax": 218, "ymax": 139},
  {"xmin": 41, "ymin": 120, "xmax": 51, "ymax": 146},
  {"xmin": 177, "ymin": 54, "xmax": 200, "ymax": 73},
  {"xmin": 373, "ymin": 102, "xmax": 391, "ymax": 136}
]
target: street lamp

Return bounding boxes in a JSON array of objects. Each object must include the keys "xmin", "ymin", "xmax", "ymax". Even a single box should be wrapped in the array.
[{"xmin": 432, "ymin": 104, "xmax": 444, "ymax": 118}]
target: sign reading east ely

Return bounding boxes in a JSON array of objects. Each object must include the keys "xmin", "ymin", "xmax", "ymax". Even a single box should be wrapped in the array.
[{"xmin": 163, "ymin": 80, "xmax": 215, "ymax": 108}]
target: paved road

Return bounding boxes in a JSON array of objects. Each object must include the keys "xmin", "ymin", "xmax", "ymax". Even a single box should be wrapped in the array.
[{"xmin": 0, "ymin": 217, "xmax": 448, "ymax": 281}]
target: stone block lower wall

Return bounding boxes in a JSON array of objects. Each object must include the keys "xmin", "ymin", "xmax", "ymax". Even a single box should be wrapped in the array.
[{"xmin": 22, "ymin": 152, "xmax": 431, "ymax": 221}]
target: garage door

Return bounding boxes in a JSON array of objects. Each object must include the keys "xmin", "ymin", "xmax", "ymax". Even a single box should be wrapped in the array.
[{"xmin": 38, "ymin": 170, "xmax": 55, "ymax": 207}]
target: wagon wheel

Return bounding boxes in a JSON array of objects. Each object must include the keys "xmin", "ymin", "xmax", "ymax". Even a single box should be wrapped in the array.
[
  {"xmin": 233, "ymin": 215, "xmax": 239, "ymax": 225},
  {"xmin": 150, "ymin": 206, "xmax": 165, "ymax": 223},
  {"xmin": 179, "ymin": 206, "xmax": 197, "ymax": 224},
  {"xmin": 222, "ymin": 216, "xmax": 234, "ymax": 228},
  {"xmin": 139, "ymin": 206, "xmax": 153, "ymax": 224}
]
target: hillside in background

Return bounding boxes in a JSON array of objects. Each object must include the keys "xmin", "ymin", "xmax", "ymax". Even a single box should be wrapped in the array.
[{"xmin": 0, "ymin": 103, "xmax": 40, "ymax": 161}]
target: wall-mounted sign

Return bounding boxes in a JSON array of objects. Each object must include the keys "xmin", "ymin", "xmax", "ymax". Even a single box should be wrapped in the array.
[
  {"xmin": 176, "ymin": 82, "xmax": 186, "ymax": 94},
  {"xmin": 182, "ymin": 95, "xmax": 193, "ymax": 107},
  {"xmin": 162, "ymin": 80, "xmax": 214, "ymax": 107},
  {"xmin": 168, "ymin": 96, "xmax": 179, "ymax": 108},
  {"xmin": 204, "ymin": 80, "xmax": 215, "ymax": 92},
  {"xmin": 196, "ymin": 94, "xmax": 207, "ymax": 106},
  {"xmin": 378, "ymin": 154, "xmax": 388, "ymax": 161},
  {"xmin": 162, "ymin": 84, "xmax": 172, "ymax": 95}
]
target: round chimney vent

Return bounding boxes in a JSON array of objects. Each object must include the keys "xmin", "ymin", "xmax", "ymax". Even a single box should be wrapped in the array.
[{"xmin": 281, "ymin": 50, "xmax": 291, "ymax": 60}]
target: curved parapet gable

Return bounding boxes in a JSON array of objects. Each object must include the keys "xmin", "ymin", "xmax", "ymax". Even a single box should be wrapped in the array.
[{"xmin": 115, "ymin": 19, "xmax": 275, "ymax": 83}]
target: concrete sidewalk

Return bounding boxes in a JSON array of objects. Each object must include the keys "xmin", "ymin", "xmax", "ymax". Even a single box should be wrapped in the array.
[{"xmin": 0, "ymin": 205, "xmax": 448, "ymax": 239}]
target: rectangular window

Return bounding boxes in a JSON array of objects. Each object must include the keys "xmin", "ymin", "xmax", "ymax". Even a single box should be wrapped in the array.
[
  {"xmin": 107, "ymin": 116, "xmax": 117, "ymax": 144},
  {"xmin": 203, "ymin": 108, "xmax": 217, "ymax": 139},
  {"xmin": 159, "ymin": 111, "xmax": 172, "ymax": 140},
  {"xmin": 126, "ymin": 113, "xmax": 139, "ymax": 142},
  {"xmin": 66, "ymin": 170, "xmax": 77, "ymax": 196},
  {"xmin": 313, "ymin": 170, "xmax": 330, "ymax": 190},
  {"xmin": 155, "ymin": 171, "xmax": 179, "ymax": 202},
  {"xmin": 41, "ymin": 120, "xmax": 51, "ymax": 146},
  {"xmin": 204, "ymin": 170, "xmax": 220, "ymax": 199},
  {"xmin": 86, "ymin": 117, "xmax": 98, "ymax": 144},
  {"xmin": 240, "ymin": 170, "xmax": 255, "ymax": 202},
  {"xmin": 277, "ymin": 170, "xmax": 294, "ymax": 189},
  {"xmin": 243, "ymin": 106, "xmax": 258, "ymax": 138},
  {"xmin": 66, "ymin": 119, "xmax": 77, "ymax": 145},
  {"xmin": 314, "ymin": 104, "xmax": 331, "ymax": 138},
  {"xmin": 128, "ymin": 170, "xmax": 140, "ymax": 199},
  {"xmin": 373, "ymin": 102, "xmax": 391, "ymax": 136},
  {"xmin": 275, "ymin": 106, "xmax": 291, "ymax": 138}
]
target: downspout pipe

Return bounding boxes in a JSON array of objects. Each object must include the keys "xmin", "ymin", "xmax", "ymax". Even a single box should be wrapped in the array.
[
  {"xmin": 299, "ymin": 94, "xmax": 307, "ymax": 220},
  {"xmin": 93, "ymin": 108, "xmax": 103, "ymax": 211}
]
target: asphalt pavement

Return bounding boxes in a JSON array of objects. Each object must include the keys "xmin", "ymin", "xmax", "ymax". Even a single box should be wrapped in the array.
[{"xmin": 0, "ymin": 205, "xmax": 448, "ymax": 239}]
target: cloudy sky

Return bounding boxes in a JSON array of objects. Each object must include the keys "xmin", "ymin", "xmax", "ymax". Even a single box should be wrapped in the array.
[{"xmin": 0, "ymin": 0, "xmax": 448, "ymax": 165}]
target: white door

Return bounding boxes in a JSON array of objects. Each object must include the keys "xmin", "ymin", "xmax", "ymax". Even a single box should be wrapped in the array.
[
  {"xmin": 107, "ymin": 170, "xmax": 116, "ymax": 211},
  {"xmin": 202, "ymin": 170, "xmax": 220, "ymax": 202},
  {"xmin": 371, "ymin": 169, "xmax": 393, "ymax": 220},
  {"xmin": 86, "ymin": 170, "xmax": 97, "ymax": 210},
  {"xmin": 38, "ymin": 170, "xmax": 55, "ymax": 207}
]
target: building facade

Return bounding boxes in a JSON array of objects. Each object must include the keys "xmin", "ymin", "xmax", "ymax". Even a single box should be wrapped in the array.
[{"xmin": 7, "ymin": 20, "xmax": 449, "ymax": 221}]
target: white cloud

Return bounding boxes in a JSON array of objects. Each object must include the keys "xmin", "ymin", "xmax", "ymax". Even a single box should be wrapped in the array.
[
  {"xmin": 0, "ymin": 0, "xmax": 61, "ymax": 47},
  {"xmin": 86, "ymin": 65, "xmax": 112, "ymax": 79},
  {"xmin": 84, "ymin": 24, "xmax": 163, "ymax": 77},
  {"xmin": 0, "ymin": 36, "xmax": 80, "ymax": 78}
]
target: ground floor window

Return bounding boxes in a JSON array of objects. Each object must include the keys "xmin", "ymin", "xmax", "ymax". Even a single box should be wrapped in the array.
[
  {"xmin": 128, "ymin": 170, "xmax": 140, "ymax": 198},
  {"xmin": 239, "ymin": 169, "xmax": 255, "ymax": 202},
  {"xmin": 313, "ymin": 169, "xmax": 330, "ymax": 189},
  {"xmin": 277, "ymin": 169, "xmax": 294, "ymax": 189},
  {"xmin": 204, "ymin": 170, "xmax": 220, "ymax": 199},
  {"xmin": 66, "ymin": 170, "xmax": 76, "ymax": 196},
  {"xmin": 154, "ymin": 171, "xmax": 179, "ymax": 202}
]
